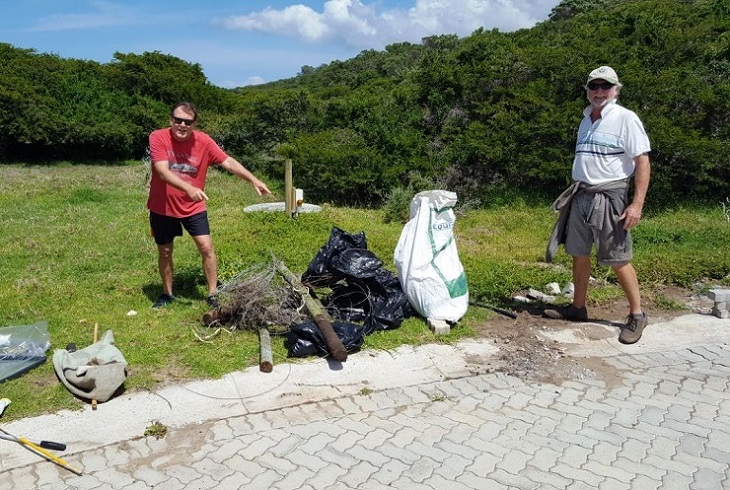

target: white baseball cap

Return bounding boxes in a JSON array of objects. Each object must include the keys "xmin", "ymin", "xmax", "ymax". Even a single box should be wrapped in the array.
[{"xmin": 586, "ymin": 66, "xmax": 622, "ymax": 86}]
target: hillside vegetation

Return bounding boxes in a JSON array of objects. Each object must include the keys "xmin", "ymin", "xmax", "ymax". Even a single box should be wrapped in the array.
[{"xmin": 0, "ymin": 0, "xmax": 728, "ymax": 207}]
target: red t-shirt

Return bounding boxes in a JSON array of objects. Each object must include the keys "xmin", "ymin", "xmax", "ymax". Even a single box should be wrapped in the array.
[{"xmin": 146, "ymin": 128, "xmax": 229, "ymax": 218}]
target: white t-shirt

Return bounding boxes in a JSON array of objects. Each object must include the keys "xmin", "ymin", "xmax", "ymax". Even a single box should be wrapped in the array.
[{"xmin": 572, "ymin": 101, "xmax": 651, "ymax": 185}]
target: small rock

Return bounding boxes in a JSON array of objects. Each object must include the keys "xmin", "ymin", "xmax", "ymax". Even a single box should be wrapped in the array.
[
  {"xmin": 546, "ymin": 282, "xmax": 561, "ymax": 295},
  {"xmin": 527, "ymin": 288, "xmax": 556, "ymax": 303}
]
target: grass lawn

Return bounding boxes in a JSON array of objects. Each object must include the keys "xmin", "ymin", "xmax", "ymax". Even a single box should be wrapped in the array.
[{"xmin": 1, "ymin": 163, "xmax": 729, "ymax": 420}]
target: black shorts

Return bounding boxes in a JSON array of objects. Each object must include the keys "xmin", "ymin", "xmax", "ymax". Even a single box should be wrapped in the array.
[{"xmin": 149, "ymin": 211, "xmax": 210, "ymax": 245}]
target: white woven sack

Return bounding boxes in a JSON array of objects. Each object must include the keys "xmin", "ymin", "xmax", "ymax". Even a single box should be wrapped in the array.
[{"xmin": 394, "ymin": 190, "xmax": 468, "ymax": 322}]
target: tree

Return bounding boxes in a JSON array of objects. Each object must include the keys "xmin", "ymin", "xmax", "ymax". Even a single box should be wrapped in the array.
[{"xmin": 548, "ymin": 0, "xmax": 614, "ymax": 21}]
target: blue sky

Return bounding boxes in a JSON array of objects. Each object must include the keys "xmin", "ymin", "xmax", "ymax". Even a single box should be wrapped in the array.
[{"xmin": 1, "ymin": 0, "xmax": 561, "ymax": 88}]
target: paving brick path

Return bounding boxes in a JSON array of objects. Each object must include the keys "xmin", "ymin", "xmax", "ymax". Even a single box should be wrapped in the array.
[{"xmin": 3, "ymin": 342, "xmax": 728, "ymax": 489}]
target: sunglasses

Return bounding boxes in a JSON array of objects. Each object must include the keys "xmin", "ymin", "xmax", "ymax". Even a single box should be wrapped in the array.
[
  {"xmin": 172, "ymin": 116, "xmax": 196, "ymax": 126},
  {"xmin": 587, "ymin": 81, "xmax": 615, "ymax": 91}
]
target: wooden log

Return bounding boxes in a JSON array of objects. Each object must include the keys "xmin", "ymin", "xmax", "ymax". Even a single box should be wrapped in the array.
[
  {"xmin": 201, "ymin": 306, "xmax": 234, "ymax": 327},
  {"xmin": 275, "ymin": 259, "xmax": 348, "ymax": 362},
  {"xmin": 258, "ymin": 327, "xmax": 273, "ymax": 373}
]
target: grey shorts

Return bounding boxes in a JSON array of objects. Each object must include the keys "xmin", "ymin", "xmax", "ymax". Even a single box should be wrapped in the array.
[{"xmin": 564, "ymin": 192, "xmax": 632, "ymax": 266}]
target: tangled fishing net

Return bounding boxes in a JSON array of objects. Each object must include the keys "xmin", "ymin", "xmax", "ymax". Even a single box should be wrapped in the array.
[{"xmin": 198, "ymin": 263, "xmax": 306, "ymax": 339}]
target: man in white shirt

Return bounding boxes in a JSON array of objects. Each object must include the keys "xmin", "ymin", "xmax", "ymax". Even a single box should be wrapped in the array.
[{"xmin": 545, "ymin": 66, "xmax": 651, "ymax": 345}]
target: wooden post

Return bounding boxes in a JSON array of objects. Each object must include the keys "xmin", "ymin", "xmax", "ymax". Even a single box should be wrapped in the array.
[
  {"xmin": 284, "ymin": 159, "xmax": 293, "ymax": 218},
  {"xmin": 92, "ymin": 323, "xmax": 98, "ymax": 410},
  {"xmin": 258, "ymin": 327, "xmax": 273, "ymax": 373},
  {"xmin": 275, "ymin": 259, "xmax": 348, "ymax": 362}
]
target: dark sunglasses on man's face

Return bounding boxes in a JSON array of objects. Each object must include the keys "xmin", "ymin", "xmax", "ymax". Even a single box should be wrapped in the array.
[
  {"xmin": 587, "ymin": 81, "xmax": 615, "ymax": 91},
  {"xmin": 172, "ymin": 116, "xmax": 196, "ymax": 126}
]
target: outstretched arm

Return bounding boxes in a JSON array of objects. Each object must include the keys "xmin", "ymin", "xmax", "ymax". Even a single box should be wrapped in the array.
[{"xmin": 219, "ymin": 157, "xmax": 271, "ymax": 195}]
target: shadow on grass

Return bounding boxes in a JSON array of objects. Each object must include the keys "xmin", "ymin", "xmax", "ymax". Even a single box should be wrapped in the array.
[{"xmin": 142, "ymin": 267, "xmax": 208, "ymax": 304}]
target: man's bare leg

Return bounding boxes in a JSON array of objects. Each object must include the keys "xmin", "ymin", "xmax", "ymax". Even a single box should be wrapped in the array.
[
  {"xmin": 191, "ymin": 234, "xmax": 218, "ymax": 296},
  {"xmin": 157, "ymin": 242, "xmax": 174, "ymax": 296},
  {"xmin": 572, "ymin": 255, "xmax": 592, "ymax": 309},
  {"xmin": 613, "ymin": 262, "xmax": 642, "ymax": 315}
]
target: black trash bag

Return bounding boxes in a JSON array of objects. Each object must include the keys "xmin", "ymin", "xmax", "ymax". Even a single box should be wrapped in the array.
[
  {"xmin": 302, "ymin": 226, "xmax": 414, "ymax": 337},
  {"xmin": 326, "ymin": 283, "xmax": 370, "ymax": 322},
  {"xmin": 326, "ymin": 282, "xmax": 412, "ymax": 334},
  {"xmin": 286, "ymin": 320, "xmax": 365, "ymax": 358},
  {"xmin": 301, "ymin": 227, "xmax": 368, "ymax": 287},
  {"xmin": 330, "ymin": 249, "xmax": 382, "ymax": 279},
  {"xmin": 337, "ymin": 268, "xmax": 414, "ymax": 334},
  {"xmin": 365, "ymin": 268, "xmax": 403, "ymax": 299},
  {"xmin": 365, "ymin": 290, "xmax": 414, "ymax": 335},
  {"xmin": 323, "ymin": 267, "xmax": 407, "ymax": 333}
]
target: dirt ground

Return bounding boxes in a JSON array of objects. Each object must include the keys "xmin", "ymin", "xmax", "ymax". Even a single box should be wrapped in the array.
[{"xmin": 467, "ymin": 285, "xmax": 716, "ymax": 387}]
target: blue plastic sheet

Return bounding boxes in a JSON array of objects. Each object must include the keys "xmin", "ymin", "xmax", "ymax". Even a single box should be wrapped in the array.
[{"xmin": 0, "ymin": 322, "xmax": 50, "ymax": 383}]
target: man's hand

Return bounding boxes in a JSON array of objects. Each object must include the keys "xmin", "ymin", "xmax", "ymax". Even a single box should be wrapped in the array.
[
  {"xmin": 251, "ymin": 179, "xmax": 271, "ymax": 196},
  {"xmin": 620, "ymin": 202, "xmax": 642, "ymax": 230},
  {"xmin": 186, "ymin": 187, "xmax": 209, "ymax": 202}
]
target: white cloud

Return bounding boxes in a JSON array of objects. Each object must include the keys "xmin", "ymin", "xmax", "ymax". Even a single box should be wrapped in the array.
[
  {"xmin": 222, "ymin": 5, "xmax": 329, "ymax": 42},
  {"xmin": 219, "ymin": 0, "xmax": 556, "ymax": 49}
]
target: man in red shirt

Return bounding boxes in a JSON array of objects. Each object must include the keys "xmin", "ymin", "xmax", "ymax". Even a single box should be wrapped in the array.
[{"xmin": 147, "ymin": 102, "xmax": 271, "ymax": 309}]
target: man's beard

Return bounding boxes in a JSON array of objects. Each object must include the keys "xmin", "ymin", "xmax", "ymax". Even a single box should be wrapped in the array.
[{"xmin": 589, "ymin": 96, "xmax": 615, "ymax": 109}]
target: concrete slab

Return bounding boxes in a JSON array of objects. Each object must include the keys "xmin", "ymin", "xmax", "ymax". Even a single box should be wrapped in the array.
[
  {"xmin": 0, "ymin": 339, "xmax": 498, "ymax": 472},
  {"xmin": 540, "ymin": 313, "xmax": 730, "ymax": 358},
  {"xmin": 243, "ymin": 202, "xmax": 321, "ymax": 213}
]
